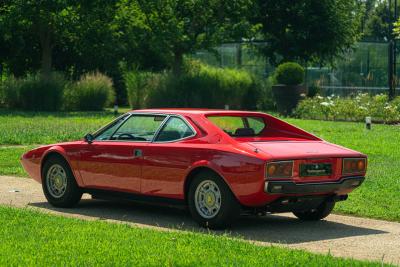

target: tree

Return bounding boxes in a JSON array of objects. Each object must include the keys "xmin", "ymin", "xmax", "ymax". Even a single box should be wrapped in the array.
[
  {"xmin": 363, "ymin": 0, "xmax": 400, "ymax": 41},
  {"xmin": 137, "ymin": 0, "xmax": 256, "ymax": 75},
  {"xmin": 255, "ymin": 0, "xmax": 362, "ymax": 65},
  {"xmin": 357, "ymin": 0, "xmax": 378, "ymax": 34},
  {"xmin": 0, "ymin": 0, "xmax": 80, "ymax": 78}
]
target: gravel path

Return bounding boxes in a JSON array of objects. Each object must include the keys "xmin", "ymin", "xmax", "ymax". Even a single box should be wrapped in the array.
[{"xmin": 1, "ymin": 175, "xmax": 399, "ymax": 265}]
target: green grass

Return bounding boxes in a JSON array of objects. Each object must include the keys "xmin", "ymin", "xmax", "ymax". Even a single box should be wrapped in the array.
[
  {"xmin": 0, "ymin": 110, "xmax": 118, "ymax": 145},
  {"xmin": 0, "ymin": 111, "xmax": 399, "ymax": 222},
  {"xmin": 0, "ymin": 205, "xmax": 384, "ymax": 266},
  {"xmin": 0, "ymin": 146, "xmax": 34, "ymax": 176}
]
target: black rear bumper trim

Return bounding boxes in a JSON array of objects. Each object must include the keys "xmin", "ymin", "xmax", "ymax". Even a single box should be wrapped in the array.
[{"xmin": 265, "ymin": 176, "xmax": 365, "ymax": 194}]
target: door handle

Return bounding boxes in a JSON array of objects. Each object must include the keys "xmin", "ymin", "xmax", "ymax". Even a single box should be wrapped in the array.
[{"xmin": 133, "ymin": 149, "xmax": 143, "ymax": 158}]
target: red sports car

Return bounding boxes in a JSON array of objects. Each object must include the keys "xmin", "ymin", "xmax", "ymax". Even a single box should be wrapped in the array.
[{"xmin": 21, "ymin": 109, "xmax": 367, "ymax": 229}]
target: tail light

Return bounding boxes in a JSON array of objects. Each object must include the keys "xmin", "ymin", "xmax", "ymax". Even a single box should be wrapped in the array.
[
  {"xmin": 266, "ymin": 161, "xmax": 294, "ymax": 179},
  {"xmin": 342, "ymin": 158, "xmax": 367, "ymax": 175}
]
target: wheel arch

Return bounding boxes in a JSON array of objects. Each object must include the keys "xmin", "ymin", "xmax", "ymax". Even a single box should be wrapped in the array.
[
  {"xmin": 41, "ymin": 151, "xmax": 67, "ymax": 176},
  {"xmin": 183, "ymin": 166, "xmax": 239, "ymax": 204},
  {"xmin": 40, "ymin": 147, "xmax": 82, "ymax": 186}
]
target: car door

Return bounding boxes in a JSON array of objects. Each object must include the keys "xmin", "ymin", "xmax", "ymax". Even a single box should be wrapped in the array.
[
  {"xmin": 141, "ymin": 116, "xmax": 197, "ymax": 198},
  {"xmin": 78, "ymin": 114, "xmax": 167, "ymax": 193}
]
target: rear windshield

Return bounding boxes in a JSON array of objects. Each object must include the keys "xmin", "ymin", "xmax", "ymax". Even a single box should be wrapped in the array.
[{"xmin": 207, "ymin": 116, "xmax": 266, "ymax": 137}]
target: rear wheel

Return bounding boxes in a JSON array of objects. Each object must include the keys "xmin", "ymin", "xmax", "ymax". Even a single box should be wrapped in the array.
[
  {"xmin": 42, "ymin": 156, "xmax": 82, "ymax": 208},
  {"xmin": 188, "ymin": 171, "xmax": 240, "ymax": 229},
  {"xmin": 293, "ymin": 200, "xmax": 335, "ymax": 221}
]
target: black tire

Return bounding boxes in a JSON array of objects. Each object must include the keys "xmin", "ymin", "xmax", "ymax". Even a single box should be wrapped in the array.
[
  {"xmin": 42, "ymin": 155, "xmax": 82, "ymax": 208},
  {"xmin": 293, "ymin": 200, "xmax": 335, "ymax": 221},
  {"xmin": 188, "ymin": 171, "xmax": 240, "ymax": 229}
]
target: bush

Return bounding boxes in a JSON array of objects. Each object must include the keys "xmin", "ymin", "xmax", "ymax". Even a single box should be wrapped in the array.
[
  {"xmin": 124, "ymin": 70, "xmax": 160, "ymax": 109},
  {"xmin": 295, "ymin": 93, "xmax": 400, "ymax": 123},
  {"xmin": 145, "ymin": 60, "xmax": 262, "ymax": 110},
  {"xmin": 274, "ymin": 62, "xmax": 305, "ymax": 85},
  {"xmin": 307, "ymin": 84, "xmax": 321, "ymax": 98},
  {"xmin": 1, "ymin": 73, "xmax": 66, "ymax": 111},
  {"xmin": 257, "ymin": 76, "xmax": 276, "ymax": 111},
  {"xmin": 64, "ymin": 72, "xmax": 115, "ymax": 111}
]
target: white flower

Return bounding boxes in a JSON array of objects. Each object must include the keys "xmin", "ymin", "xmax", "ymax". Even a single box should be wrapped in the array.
[
  {"xmin": 321, "ymin": 102, "xmax": 330, "ymax": 107},
  {"xmin": 317, "ymin": 96, "xmax": 324, "ymax": 100}
]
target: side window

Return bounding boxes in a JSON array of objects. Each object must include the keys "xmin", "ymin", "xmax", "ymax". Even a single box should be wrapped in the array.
[
  {"xmin": 155, "ymin": 117, "xmax": 194, "ymax": 142},
  {"xmin": 248, "ymin": 117, "xmax": 265, "ymax": 134},
  {"xmin": 111, "ymin": 115, "xmax": 166, "ymax": 141},
  {"xmin": 94, "ymin": 115, "xmax": 128, "ymax": 141}
]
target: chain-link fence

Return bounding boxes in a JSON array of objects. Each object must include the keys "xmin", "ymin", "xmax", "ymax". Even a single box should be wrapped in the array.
[{"xmin": 193, "ymin": 41, "xmax": 400, "ymax": 96}]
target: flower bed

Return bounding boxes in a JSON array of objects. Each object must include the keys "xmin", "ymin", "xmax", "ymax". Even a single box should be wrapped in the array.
[{"xmin": 295, "ymin": 93, "xmax": 400, "ymax": 123}]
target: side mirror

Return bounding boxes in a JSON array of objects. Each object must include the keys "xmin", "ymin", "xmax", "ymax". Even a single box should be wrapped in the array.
[{"xmin": 84, "ymin": 133, "xmax": 94, "ymax": 144}]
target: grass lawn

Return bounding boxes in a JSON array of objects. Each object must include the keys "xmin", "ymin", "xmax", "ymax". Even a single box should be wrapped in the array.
[
  {"xmin": 0, "ymin": 111, "xmax": 399, "ymax": 222},
  {"xmin": 0, "ymin": 110, "xmax": 115, "ymax": 145},
  {"xmin": 0, "ymin": 146, "xmax": 34, "ymax": 176},
  {"xmin": 0, "ymin": 205, "xmax": 384, "ymax": 266}
]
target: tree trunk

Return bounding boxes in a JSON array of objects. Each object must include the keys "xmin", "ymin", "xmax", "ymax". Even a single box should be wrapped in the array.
[
  {"xmin": 172, "ymin": 52, "xmax": 183, "ymax": 77},
  {"xmin": 39, "ymin": 28, "xmax": 53, "ymax": 79}
]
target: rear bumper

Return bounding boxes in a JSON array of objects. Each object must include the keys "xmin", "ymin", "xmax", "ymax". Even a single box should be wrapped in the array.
[{"xmin": 265, "ymin": 176, "xmax": 365, "ymax": 194}]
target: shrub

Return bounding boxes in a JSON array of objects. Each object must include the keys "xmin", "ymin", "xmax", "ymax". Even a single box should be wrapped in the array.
[
  {"xmin": 64, "ymin": 72, "xmax": 115, "ymax": 111},
  {"xmin": 146, "ymin": 60, "xmax": 262, "ymax": 110},
  {"xmin": 307, "ymin": 84, "xmax": 321, "ymax": 98},
  {"xmin": 274, "ymin": 62, "xmax": 305, "ymax": 85},
  {"xmin": 1, "ymin": 73, "xmax": 66, "ymax": 111},
  {"xmin": 124, "ymin": 70, "xmax": 160, "ymax": 109},
  {"xmin": 392, "ymin": 96, "xmax": 400, "ymax": 112},
  {"xmin": 257, "ymin": 76, "xmax": 276, "ymax": 111},
  {"xmin": 295, "ymin": 93, "xmax": 400, "ymax": 123}
]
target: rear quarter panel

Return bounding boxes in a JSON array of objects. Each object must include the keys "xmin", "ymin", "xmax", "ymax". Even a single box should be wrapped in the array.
[{"xmin": 142, "ymin": 142, "xmax": 270, "ymax": 206}]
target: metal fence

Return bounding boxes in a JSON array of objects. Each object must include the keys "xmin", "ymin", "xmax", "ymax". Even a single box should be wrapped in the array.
[{"xmin": 193, "ymin": 41, "xmax": 400, "ymax": 96}]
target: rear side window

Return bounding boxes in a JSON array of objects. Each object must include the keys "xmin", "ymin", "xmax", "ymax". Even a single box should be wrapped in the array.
[
  {"xmin": 155, "ymin": 117, "xmax": 194, "ymax": 142},
  {"xmin": 207, "ymin": 116, "xmax": 266, "ymax": 137}
]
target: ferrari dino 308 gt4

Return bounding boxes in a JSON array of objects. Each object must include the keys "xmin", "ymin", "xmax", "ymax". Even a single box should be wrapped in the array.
[{"xmin": 21, "ymin": 109, "xmax": 367, "ymax": 228}]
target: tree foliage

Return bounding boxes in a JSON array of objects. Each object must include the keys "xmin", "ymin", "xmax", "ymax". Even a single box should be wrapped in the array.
[
  {"xmin": 255, "ymin": 0, "xmax": 362, "ymax": 65},
  {"xmin": 137, "ymin": 0, "xmax": 257, "ymax": 75},
  {"xmin": 363, "ymin": 0, "xmax": 400, "ymax": 42},
  {"xmin": 0, "ymin": 0, "xmax": 81, "ymax": 77}
]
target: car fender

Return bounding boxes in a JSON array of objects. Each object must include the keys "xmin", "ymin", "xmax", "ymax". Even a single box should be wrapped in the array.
[
  {"xmin": 184, "ymin": 159, "xmax": 242, "ymax": 203},
  {"xmin": 41, "ymin": 146, "xmax": 85, "ymax": 187}
]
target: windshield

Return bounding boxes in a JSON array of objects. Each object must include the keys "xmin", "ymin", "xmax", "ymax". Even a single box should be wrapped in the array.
[{"xmin": 207, "ymin": 116, "xmax": 266, "ymax": 137}]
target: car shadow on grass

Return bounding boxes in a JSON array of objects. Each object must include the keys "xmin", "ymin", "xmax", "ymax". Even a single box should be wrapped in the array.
[{"xmin": 29, "ymin": 197, "xmax": 386, "ymax": 245}]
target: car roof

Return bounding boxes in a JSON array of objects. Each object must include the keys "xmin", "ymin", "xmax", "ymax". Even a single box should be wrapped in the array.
[{"xmin": 131, "ymin": 108, "xmax": 267, "ymax": 116}]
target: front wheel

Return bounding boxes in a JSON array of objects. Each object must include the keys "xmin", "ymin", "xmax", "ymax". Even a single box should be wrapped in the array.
[
  {"xmin": 293, "ymin": 200, "xmax": 335, "ymax": 221},
  {"xmin": 188, "ymin": 171, "xmax": 240, "ymax": 229},
  {"xmin": 42, "ymin": 156, "xmax": 82, "ymax": 208}
]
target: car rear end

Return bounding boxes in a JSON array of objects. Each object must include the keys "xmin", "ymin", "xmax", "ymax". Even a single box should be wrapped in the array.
[
  {"xmin": 260, "ymin": 154, "xmax": 367, "ymax": 215},
  {"xmin": 265, "ymin": 156, "xmax": 366, "ymax": 195},
  {"xmin": 203, "ymin": 111, "xmax": 367, "ymax": 219}
]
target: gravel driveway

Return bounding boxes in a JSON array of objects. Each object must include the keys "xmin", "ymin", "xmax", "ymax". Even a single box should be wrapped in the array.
[{"xmin": 1, "ymin": 175, "xmax": 399, "ymax": 265}]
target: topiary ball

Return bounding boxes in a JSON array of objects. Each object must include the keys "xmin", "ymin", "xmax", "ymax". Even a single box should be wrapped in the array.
[{"xmin": 274, "ymin": 62, "xmax": 305, "ymax": 86}]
